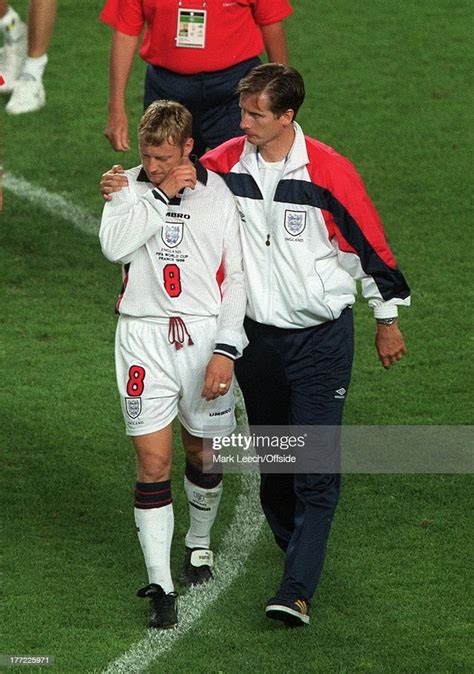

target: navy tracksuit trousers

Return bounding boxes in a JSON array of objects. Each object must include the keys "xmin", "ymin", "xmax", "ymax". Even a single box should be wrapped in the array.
[
  {"xmin": 235, "ymin": 309, "xmax": 354, "ymax": 603},
  {"xmin": 144, "ymin": 57, "xmax": 261, "ymax": 157}
]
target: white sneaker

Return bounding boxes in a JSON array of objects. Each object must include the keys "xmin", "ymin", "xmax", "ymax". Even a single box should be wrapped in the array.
[
  {"xmin": 6, "ymin": 75, "xmax": 46, "ymax": 114},
  {"xmin": 0, "ymin": 22, "xmax": 27, "ymax": 95}
]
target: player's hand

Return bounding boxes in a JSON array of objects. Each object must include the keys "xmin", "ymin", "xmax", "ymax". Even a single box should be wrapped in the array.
[
  {"xmin": 375, "ymin": 321, "xmax": 407, "ymax": 369},
  {"xmin": 201, "ymin": 355, "xmax": 234, "ymax": 401},
  {"xmin": 159, "ymin": 163, "xmax": 197, "ymax": 199},
  {"xmin": 100, "ymin": 165, "xmax": 129, "ymax": 202},
  {"xmin": 104, "ymin": 110, "xmax": 130, "ymax": 152}
]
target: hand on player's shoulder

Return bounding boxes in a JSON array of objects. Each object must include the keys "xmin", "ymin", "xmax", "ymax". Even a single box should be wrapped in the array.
[{"xmin": 100, "ymin": 165, "xmax": 129, "ymax": 202}]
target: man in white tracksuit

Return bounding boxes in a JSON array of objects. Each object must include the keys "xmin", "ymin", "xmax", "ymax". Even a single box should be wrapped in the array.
[
  {"xmin": 100, "ymin": 100, "xmax": 246, "ymax": 630},
  {"xmin": 201, "ymin": 64, "xmax": 410, "ymax": 626}
]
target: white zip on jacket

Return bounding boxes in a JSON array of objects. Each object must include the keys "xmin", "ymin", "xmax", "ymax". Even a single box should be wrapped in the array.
[{"xmin": 202, "ymin": 123, "xmax": 411, "ymax": 329}]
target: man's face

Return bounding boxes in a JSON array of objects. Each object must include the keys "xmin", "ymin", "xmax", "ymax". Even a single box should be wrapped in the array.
[
  {"xmin": 139, "ymin": 138, "xmax": 192, "ymax": 186},
  {"xmin": 239, "ymin": 93, "xmax": 292, "ymax": 148}
]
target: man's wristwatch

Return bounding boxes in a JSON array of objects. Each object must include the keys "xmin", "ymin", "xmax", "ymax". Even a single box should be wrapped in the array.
[{"xmin": 376, "ymin": 317, "xmax": 397, "ymax": 326}]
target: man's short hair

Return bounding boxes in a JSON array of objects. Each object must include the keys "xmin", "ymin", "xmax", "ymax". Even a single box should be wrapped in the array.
[
  {"xmin": 237, "ymin": 63, "xmax": 305, "ymax": 119},
  {"xmin": 138, "ymin": 100, "xmax": 193, "ymax": 148}
]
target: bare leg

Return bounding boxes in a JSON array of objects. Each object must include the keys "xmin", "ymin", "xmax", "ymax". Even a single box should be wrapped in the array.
[
  {"xmin": 133, "ymin": 424, "xmax": 173, "ymax": 482},
  {"xmin": 181, "ymin": 425, "xmax": 204, "ymax": 466},
  {"xmin": 27, "ymin": 0, "xmax": 56, "ymax": 57}
]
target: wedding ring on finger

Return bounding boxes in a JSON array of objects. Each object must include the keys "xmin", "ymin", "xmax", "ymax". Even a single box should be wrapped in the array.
[{"xmin": 218, "ymin": 383, "xmax": 227, "ymax": 390}]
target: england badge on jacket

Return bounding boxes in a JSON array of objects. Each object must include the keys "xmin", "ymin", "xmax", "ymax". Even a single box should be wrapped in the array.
[{"xmin": 284, "ymin": 210, "xmax": 307, "ymax": 236}]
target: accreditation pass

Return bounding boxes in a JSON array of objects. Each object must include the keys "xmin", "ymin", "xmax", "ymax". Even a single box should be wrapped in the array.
[{"xmin": 176, "ymin": 7, "xmax": 207, "ymax": 48}]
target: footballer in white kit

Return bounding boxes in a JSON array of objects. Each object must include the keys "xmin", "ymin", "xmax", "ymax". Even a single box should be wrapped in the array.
[
  {"xmin": 99, "ymin": 101, "xmax": 246, "ymax": 629},
  {"xmin": 101, "ymin": 160, "xmax": 246, "ymax": 437}
]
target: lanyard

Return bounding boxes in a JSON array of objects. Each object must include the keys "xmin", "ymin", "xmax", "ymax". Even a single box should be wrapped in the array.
[{"xmin": 178, "ymin": 1, "xmax": 207, "ymax": 7}]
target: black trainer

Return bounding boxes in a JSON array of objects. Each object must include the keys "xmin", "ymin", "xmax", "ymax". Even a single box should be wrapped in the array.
[
  {"xmin": 136, "ymin": 583, "xmax": 178, "ymax": 629},
  {"xmin": 179, "ymin": 547, "xmax": 214, "ymax": 587},
  {"xmin": 265, "ymin": 596, "xmax": 310, "ymax": 626}
]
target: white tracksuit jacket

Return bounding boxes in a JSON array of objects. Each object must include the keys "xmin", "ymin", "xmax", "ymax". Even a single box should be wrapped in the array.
[{"xmin": 202, "ymin": 123, "xmax": 410, "ymax": 329}]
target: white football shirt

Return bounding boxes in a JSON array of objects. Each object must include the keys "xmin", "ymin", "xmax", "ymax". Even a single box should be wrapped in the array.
[{"xmin": 100, "ymin": 162, "xmax": 246, "ymax": 356}]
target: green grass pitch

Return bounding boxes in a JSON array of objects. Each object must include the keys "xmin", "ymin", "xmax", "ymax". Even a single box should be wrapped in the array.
[{"xmin": 1, "ymin": 1, "xmax": 472, "ymax": 672}]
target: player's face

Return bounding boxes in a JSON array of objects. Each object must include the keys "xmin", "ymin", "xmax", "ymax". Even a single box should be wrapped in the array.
[
  {"xmin": 140, "ymin": 138, "xmax": 193, "ymax": 186},
  {"xmin": 239, "ymin": 93, "xmax": 293, "ymax": 148}
]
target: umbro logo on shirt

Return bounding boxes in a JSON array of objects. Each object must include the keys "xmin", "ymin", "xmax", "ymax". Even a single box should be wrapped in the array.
[
  {"xmin": 166, "ymin": 211, "xmax": 190, "ymax": 220},
  {"xmin": 334, "ymin": 388, "xmax": 346, "ymax": 399}
]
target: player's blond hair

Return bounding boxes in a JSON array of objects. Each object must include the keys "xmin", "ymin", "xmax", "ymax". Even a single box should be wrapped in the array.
[{"xmin": 138, "ymin": 100, "xmax": 193, "ymax": 148}]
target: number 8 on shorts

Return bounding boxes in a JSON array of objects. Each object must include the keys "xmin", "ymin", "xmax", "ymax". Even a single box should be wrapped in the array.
[{"xmin": 127, "ymin": 365, "xmax": 146, "ymax": 397}]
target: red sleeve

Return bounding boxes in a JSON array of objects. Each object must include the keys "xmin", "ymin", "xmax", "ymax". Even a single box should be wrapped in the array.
[
  {"xmin": 305, "ymin": 137, "xmax": 398, "ymax": 269},
  {"xmin": 100, "ymin": 0, "xmax": 144, "ymax": 36},
  {"xmin": 252, "ymin": 0, "xmax": 293, "ymax": 26}
]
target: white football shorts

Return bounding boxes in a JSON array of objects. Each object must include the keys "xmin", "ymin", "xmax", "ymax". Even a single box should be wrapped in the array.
[{"xmin": 115, "ymin": 315, "xmax": 236, "ymax": 437}]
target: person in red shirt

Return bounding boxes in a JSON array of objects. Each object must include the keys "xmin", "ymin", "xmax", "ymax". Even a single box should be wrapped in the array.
[{"xmin": 100, "ymin": 0, "xmax": 292, "ymax": 156}]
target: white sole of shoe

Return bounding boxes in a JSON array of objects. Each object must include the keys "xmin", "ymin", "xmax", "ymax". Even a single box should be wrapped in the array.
[
  {"xmin": 6, "ymin": 98, "xmax": 45, "ymax": 115},
  {"xmin": 265, "ymin": 603, "xmax": 310, "ymax": 625}
]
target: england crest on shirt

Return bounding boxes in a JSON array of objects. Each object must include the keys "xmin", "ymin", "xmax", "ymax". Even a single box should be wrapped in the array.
[
  {"xmin": 284, "ymin": 210, "xmax": 307, "ymax": 237},
  {"xmin": 162, "ymin": 222, "xmax": 184, "ymax": 248}
]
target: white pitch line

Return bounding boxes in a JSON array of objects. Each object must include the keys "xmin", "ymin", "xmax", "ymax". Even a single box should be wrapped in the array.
[
  {"xmin": 3, "ymin": 172, "xmax": 100, "ymax": 236},
  {"xmin": 3, "ymin": 173, "xmax": 264, "ymax": 674}
]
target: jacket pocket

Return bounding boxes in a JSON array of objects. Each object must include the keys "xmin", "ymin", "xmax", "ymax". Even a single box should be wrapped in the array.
[
  {"xmin": 315, "ymin": 258, "xmax": 356, "ymax": 317},
  {"xmin": 296, "ymin": 273, "xmax": 335, "ymax": 322}
]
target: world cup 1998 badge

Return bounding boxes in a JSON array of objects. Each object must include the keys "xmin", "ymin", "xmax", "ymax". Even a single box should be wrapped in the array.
[
  {"xmin": 162, "ymin": 222, "xmax": 184, "ymax": 248},
  {"xmin": 284, "ymin": 210, "xmax": 307, "ymax": 237},
  {"xmin": 125, "ymin": 397, "xmax": 142, "ymax": 419}
]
